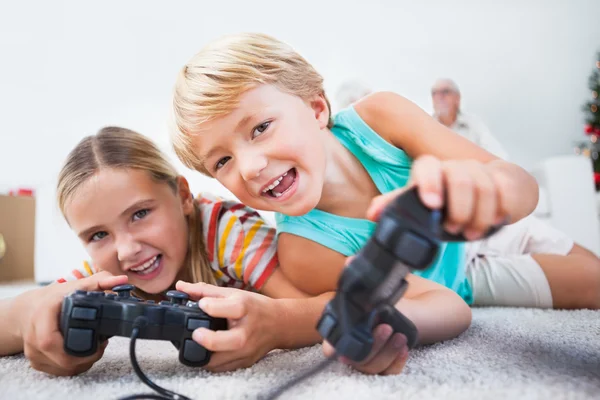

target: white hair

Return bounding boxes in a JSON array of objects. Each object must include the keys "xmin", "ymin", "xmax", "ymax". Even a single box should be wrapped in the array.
[
  {"xmin": 335, "ymin": 79, "xmax": 372, "ymax": 109},
  {"xmin": 432, "ymin": 78, "xmax": 460, "ymax": 94}
]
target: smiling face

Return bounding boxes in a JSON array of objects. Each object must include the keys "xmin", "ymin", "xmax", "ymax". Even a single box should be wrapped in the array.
[
  {"xmin": 64, "ymin": 168, "xmax": 193, "ymax": 294},
  {"xmin": 193, "ymin": 84, "xmax": 331, "ymax": 216}
]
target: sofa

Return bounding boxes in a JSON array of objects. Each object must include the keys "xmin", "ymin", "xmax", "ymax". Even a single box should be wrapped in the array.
[{"xmin": 530, "ymin": 154, "xmax": 600, "ymax": 256}]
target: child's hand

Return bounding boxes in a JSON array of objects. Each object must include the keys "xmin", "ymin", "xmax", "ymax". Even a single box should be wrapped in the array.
[
  {"xmin": 18, "ymin": 271, "xmax": 128, "ymax": 376},
  {"xmin": 321, "ymin": 255, "xmax": 410, "ymax": 375},
  {"xmin": 367, "ymin": 155, "xmax": 510, "ymax": 240},
  {"xmin": 322, "ymin": 325, "xmax": 409, "ymax": 375},
  {"xmin": 176, "ymin": 281, "xmax": 279, "ymax": 372}
]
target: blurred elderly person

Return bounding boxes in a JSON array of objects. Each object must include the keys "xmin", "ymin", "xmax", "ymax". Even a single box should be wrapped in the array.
[
  {"xmin": 431, "ymin": 78, "xmax": 509, "ymax": 159},
  {"xmin": 335, "ymin": 79, "xmax": 372, "ymax": 110}
]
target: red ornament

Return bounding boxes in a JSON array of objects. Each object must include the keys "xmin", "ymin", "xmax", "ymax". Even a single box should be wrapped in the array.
[
  {"xmin": 595, "ymin": 172, "xmax": 600, "ymax": 185},
  {"xmin": 585, "ymin": 124, "xmax": 594, "ymax": 134},
  {"xmin": 595, "ymin": 128, "xmax": 600, "ymax": 136}
]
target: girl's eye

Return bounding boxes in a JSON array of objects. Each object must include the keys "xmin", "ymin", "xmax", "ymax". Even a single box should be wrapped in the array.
[
  {"xmin": 215, "ymin": 156, "xmax": 231, "ymax": 170},
  {"xmin": 133, "ymin": 209, "xmax": 149, "ymax": 221},
  {"xmin": 252, "ymin": 121, "xmax": 270, "ymax": 138},
  {"xmin": 90, "ymin": 232, "xmax": 108, "ymax": 242}
]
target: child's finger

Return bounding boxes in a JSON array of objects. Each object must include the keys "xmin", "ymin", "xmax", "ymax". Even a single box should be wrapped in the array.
[
  {"xmin": 463, "ymin": 164, "xmax": 497, "ymax": 240},
  {"xmin": 366, "ymin": 189, "xmax": 404, "ymax": 222},
  {"xmin": 322, "ymin": 341, "xmax": 336, "ymax": 357},
  {"xmin": 443, "ymin": 163, "xmax": 474, "ymax": 233},
  {"xmin": 198, "ymin": 296, "xmax": 247, "ymax": 320},
  {"xmin": 381, "ymin": 343, "xmax": 409, "ymax": 376},
  {"xmin": 192, "ymin": 327, "xmax": 247, "ymax": 352},
  {"xmin": 349, "ymin": 328, "xmax": 402, "ymax": 375},
  {"xmin": 92, "ymin": 274, "xmax": 129, "ymax": 292},
  {"xmin": 70, "ymin": 271, "xmax": 125, "ymax": 292},
  {"xmin": 339, "ymin": 325, "xmax": 393, "ymax": 372},
  {"xmin": 410, "ymin": 155, "xmax": 443, "ymax": 209},
  {"xmin": 205, "ymin": 353, "xmax": 248, "ymax": 373},
  {"xmin": 176, "ymin": 281, "xmax": 232, "ymax": 300},
  {"xmin": 344, "ymin": 256, "xmax": 356, "ymax": 267},
  {"xmin": 489, "ymin": 170, "xmax": 513, "ymax": 225}
]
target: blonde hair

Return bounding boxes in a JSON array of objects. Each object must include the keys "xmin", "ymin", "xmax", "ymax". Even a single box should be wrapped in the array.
[
  {"xmin": 171, "ymin": 32, "xmax": 334, "ymax": 174},
  {"xmin": 57, "ymin": 127, "xmax": 216, "ymax": 298}
]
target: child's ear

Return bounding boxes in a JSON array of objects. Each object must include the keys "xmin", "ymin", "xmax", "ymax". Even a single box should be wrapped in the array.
[
  {"xmin": 176, "ymin": 176, "xmax": 194, "ymax": 215},
  {"xmin": 309, "ymin": 94, "xmax": 330, "ymax": 129}
]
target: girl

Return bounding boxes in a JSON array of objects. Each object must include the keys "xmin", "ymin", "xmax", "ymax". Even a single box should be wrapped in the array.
[
  {"xmin": 0, "ymin": 127, "xmax": 320, "ymax": 376},
  {"xmin": 169, "ymin": 32, "xmax": 600, "ymax": 361},
  {"xmin": 0, "ymin": 126, "xmax": 469, "ymax": 378}
]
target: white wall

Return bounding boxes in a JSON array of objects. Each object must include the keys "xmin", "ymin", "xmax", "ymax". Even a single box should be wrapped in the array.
[{"xmin": 1, "ymin": 0, "xmax": 599, "ymax": 282}]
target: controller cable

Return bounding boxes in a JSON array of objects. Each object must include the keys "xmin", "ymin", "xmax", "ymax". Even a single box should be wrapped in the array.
[
  {"xmin": 118, "ymin": 316, "xmax": 192, "ymax": 400},
  {"xmin": 260, "ymin": 292, "xmax": 353, "ymax": 400},
  {"xmin": 115, "ymin": 313, "xmax": 343, "ymax": 400}
]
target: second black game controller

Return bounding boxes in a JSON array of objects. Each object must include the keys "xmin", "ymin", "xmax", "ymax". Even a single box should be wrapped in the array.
[
  {"xmin": 59, "ymin": 284, "xmax": 227, "ymax": 367},
  {"xmin": 317, "ymin": 187, "xmax": 504, "ymax": 362}
]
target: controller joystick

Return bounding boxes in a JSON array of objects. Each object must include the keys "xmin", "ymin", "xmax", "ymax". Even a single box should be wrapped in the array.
[
  {"xmin": 166, "ymin": 290, "xmax": 189, "ymax": 305},
  {"xmin": 112, "ymin": 284, "xmax": 135, "ymax": 298}
]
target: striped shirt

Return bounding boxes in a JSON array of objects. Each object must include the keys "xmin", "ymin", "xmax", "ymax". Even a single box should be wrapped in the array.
[{"xmin": 56, "ymin": 193, "xmax": 278, "ymax": 291}]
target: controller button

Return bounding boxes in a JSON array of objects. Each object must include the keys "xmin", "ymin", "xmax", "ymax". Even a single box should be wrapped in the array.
[
  {"xmin": 183, "ymin": 339, "xmax": 208, "ymax": 364},
  {"xmin": 159, "ymin": 300, "xmax": 171, "ymax": 306},
  {"xmin": 395, "ymin": 232, "xmax": 433, "ymax": 267},
  {"xmin": 375, "ymin": 217, "xmax": 399, "ymax": 245},
  {"xmin": 66, "ymin": 328, "xmax": 94, "ymax": 353},
  {"xmin": 75, "ymin": 290, "xmax": 87, "ymax": 296},
  {"xmin": 146, "ymin": 300, "xmax": 156, "ymax": 304},
  {"xmin": 186, "ymin": 318, "xmax": 210, "ymax": 331},
  {"xmin": 71, "ymin": 307, "xmax": 97, "ymax": 321},
  {"xmin": 317, "ymin": 314, "xmax": 337, "ymax": 338},
  {"xmin": 87, "ymin": 291, "xmax": 104, "ymax": 297},
  {"xmin": 186, "ymin": 301, "xmax": 199, "ymax": 308},
  {"xmin": 105, "ymin": 294, "xmax": 116, "ymax": 300}
]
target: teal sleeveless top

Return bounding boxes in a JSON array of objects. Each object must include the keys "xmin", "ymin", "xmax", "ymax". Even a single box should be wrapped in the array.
[{"xmin": 275, "ymin": 106, "xmax": 473, "ymax": 304}]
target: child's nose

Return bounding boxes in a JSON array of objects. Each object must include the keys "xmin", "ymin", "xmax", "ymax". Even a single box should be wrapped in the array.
[
  {"xmin": 239, "ymin": 152, "xmax": 268, "ymax": 181},
  {"xmin": 116, "ymin": 234, "xmax": 143, "ymax": 262}
]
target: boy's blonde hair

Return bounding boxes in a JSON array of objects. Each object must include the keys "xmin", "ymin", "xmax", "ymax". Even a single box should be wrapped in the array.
[
  {"xmin": 57, "ymin": 127, "xmax": 216, "ymax": 298},
  {"xmin": 171, "ymin": 32, "xmax": 333, "ymax": 174}
]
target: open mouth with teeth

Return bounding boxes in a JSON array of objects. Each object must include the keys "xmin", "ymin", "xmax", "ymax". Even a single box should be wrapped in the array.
[
  {"xmin": 261, "ymin": 168, "xmax": 297, "ymax": 198},
  {"xmin": 130, "ymin": 254, "xmax": 162, "ymax": 276}
]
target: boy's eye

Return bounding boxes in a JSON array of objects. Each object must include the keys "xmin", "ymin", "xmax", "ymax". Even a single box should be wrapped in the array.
[
  {"xmin": 215, "ymin": 156, "xmax": 231, "ymax": 170},
  {"xmin": 90, "ymin": 232, "xmax": 108, "ymax": 242},
  {"xmin": 252, "ymin": 121, "xmax": 270, "ymax": 138},
  {"xmin": 133, "ymin": 209, "xmax": 150, "ymax": 221}
]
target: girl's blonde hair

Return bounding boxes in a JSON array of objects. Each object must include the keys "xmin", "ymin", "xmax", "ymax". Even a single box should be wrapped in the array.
[
  {"xmin": 171, "ymin": 32, "xmax": 334, "ymax": 174},
  {"xmin": 57, "ymin": 127, "xmax": 216, "ymax": 297}
]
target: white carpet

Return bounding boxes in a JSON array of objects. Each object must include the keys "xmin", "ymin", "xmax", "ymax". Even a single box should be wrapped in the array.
[{"xmin": 0, "ymin": 303, "xmax": 599, "ymax": 400}]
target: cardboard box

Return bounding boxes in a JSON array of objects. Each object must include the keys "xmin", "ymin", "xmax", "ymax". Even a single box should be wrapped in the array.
[{"xmin": 0, "ymin": 195, "xmax": 36, "ymax": 282}]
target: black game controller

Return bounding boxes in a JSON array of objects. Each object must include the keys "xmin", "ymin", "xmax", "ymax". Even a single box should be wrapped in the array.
[
  {"xmin": 59, "ymin": 284, "xmax": 227, "ymax": 367},
  {"xmin": 316, "ymin": 187, "xmax": 504, "ymax": 362}
]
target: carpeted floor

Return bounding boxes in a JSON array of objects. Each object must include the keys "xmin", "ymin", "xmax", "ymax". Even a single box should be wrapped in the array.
[{"xmin": 1, "ymin": 284, "xmax": 599, "ymax": 399}]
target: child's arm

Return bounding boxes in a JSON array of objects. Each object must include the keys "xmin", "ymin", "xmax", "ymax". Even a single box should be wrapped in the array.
[
  {"xmin": 176, "ymin": 234, "xmax": 463, "ymax": 375},
  {"xmin": 0, "ymin": 272, "xmax": 127, "ymax": 376},
  {"xmin": 0, "ymin": 296, "xmax": 28, "ymax": 355},
  {"xmin": 276, "ymin": 234, "xmax": 469, "ymax": 375},
  {"xmin": 354, "ymin": 91, "xmax": 539, "ymax": 233}
]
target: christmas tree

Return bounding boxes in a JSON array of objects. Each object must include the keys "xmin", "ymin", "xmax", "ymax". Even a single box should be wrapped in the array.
[{"xmin": 579, "ymin": 50, "xmax": 600, "ymax": 190}]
